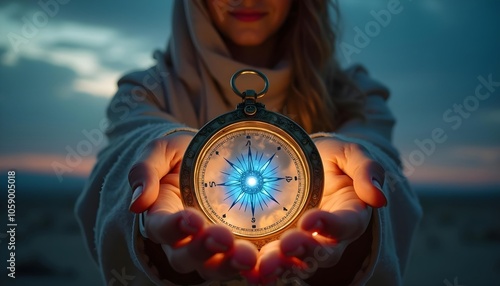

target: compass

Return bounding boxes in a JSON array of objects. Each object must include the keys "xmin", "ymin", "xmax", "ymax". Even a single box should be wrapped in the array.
[{"xmin": 180, "ymin": 69, "xmax": 323, "ymax": 248}]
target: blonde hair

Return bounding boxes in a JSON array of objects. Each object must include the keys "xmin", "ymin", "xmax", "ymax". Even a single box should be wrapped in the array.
[{"xmin": 281, "ymin": 0, "xmax": 365, "ymax": 133}]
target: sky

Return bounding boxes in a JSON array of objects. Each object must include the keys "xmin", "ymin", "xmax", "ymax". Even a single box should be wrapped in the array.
[{"xmin": 0, "ymin": 0, "xmax": 499, "ymax": 192}]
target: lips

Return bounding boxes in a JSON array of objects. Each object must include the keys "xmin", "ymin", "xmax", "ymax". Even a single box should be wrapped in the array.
[{"xmin": 229, "ymin": 11, "xmax": 267, "ymax": 22}]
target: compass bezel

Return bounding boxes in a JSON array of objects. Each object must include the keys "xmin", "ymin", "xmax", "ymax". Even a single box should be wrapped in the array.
[{"xmin": 180, "ymin": 104, "xmax": 323, "ymax": 249}]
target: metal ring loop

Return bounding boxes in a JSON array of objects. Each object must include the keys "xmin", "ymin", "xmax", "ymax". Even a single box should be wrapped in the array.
[{"xmin": 230, "ymin": 69, "xmax": 269, "ymax": 99}]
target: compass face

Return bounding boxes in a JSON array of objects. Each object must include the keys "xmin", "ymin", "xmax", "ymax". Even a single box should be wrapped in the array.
[{"xmin": 183, "ymin": 120, "xmax": 317, "ymax": 245}]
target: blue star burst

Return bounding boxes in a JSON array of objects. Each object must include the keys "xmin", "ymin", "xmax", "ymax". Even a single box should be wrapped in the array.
[{"xmin": 218, "ymin": 145, "xmax": 285, "ymax": 218}]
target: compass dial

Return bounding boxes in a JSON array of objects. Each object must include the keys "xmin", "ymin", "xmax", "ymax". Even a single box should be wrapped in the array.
[{"xmin": 194, "ymin": 122, "xmax": 309, "ymax": 239}]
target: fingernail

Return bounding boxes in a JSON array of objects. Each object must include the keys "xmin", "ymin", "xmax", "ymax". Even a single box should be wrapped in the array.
[
  {"xmin": 372, "ymin": 178, "xmax": 383, "ymax": 190},
  {"xmin": 372, "ymin": 178, "xmax": 387, "ymax": 206},
  {"xmin": 285, "ymin": 245, "xmax": 305, "ymax": 257},
  {"xmin": 306, "ymin": 220, "xmax": 324, "ymax": 233},
  {"xmin": 205, "ymin": 236, "xmax": 229, "ymax": 252},
  {"xmin": 230, "ymin": 259, "xmax": 253, "ymax": 270},
  {"xmin": 129, "ymin": 185, "xmax": 143, "ymax": 208},
  {"xmin": 179, "ymin": 218, "xmax": 198, "ymax": 234}
]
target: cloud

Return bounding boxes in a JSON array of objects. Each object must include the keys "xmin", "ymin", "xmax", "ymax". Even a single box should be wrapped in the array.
[
  {"xmin": 0, "ymin": 55, "xmax": 109, "ymax": 155},
  {"xmin": 0, "ymin": 2, "xmax": 170, "ymax": 97}
]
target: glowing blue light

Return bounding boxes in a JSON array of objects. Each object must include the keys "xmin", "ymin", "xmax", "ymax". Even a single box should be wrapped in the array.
[
  {"xmin": 220, "ymin": 145, "xmax": 286, "ymax": 217},
  {"xmin": 246, "ymin": 176, "xmax": 258, "ymax": 187}
]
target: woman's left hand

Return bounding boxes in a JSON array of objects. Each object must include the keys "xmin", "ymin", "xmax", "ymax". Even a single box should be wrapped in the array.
[{"xmin": 244, "ymin": 136, "xmax": 387, "ymax": 284}]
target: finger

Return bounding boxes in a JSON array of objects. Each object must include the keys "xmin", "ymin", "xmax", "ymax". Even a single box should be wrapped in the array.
[
  {"xmin": 257, "ymin": 240, "xmax": 299, "ymax": 284},
  {"xmin": 165, "ymin": 225, "xmax": 234, "ymax": 273},
  {"xmin": 258, "ymin": 243, "xmax": 284, "ymax": 284},
  {"xmin": 330, "ymin": 142, "xmax": 387, "ymax": 208},
  {"xmin": 128, "ymin": 139, "xmax": 171, "ymax": 212},
  {"xmin": 128, "ymin": 133, "xmax": 191, "ymax": 213},
  {"xmin": 242, "ymin": 242, "xmax": 276, "ymax": 286},
  {"xmin": 128, "ymin": 167, "xmax": 159, "ymax": 213},
  {"xmin": 299, "ymin": 209, "xmax": 370, "ymax": 242},
  {"xmin": 242, "ymin": 267, "xmax": 260, "ymax": 286},
  {"xmin": 190, "ymin": 225, "xmax": 234, "ymax": 260},
  {"xmin": 146, "ymin": 207, "xmax": 205, "ymax": 246},
  {"xmin": 201, "ymin": 239, "xmax": 258, "ymax": 281},
  {"xmin": 229, "ymin": 240, "xmax": 258, "ymax": 271},
  {"xmin": 280, "ymin": 229, "xmax": 315, "ymax": 259},
  {"xmin": 280, "ymin": 229, "xmax": 342, "ymax": 270},
  {"xmin": 147, "ymin": 183, "xmax": 185, "ymax": 215}
]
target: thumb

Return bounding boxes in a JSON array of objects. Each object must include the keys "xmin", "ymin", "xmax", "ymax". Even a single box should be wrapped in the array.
[
  {"xmin": 128, "ymin": 138, "xmax": 179, "ymax": 213},
  {"xmin": 337, "ymin": 144, "xmax": 387, "ymax": 208},
  {"xmin": 128, "ymin": 163, "xmax": 160, "ymax": 213}
]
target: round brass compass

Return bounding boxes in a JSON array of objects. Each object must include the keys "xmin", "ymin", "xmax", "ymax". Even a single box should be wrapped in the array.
[{"xmin": 180, "ymin": 69, "xmax": 323, "ymax": 248}]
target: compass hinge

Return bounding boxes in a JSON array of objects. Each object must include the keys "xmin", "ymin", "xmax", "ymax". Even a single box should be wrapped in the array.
[{"xmin": 242, "ymin": 90, "xmax": 258, "ymax": 116}]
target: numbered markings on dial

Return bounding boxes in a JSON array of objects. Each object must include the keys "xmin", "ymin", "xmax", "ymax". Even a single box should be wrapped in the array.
[{"xmin": 197, "ymin": 128, "xmax": 307, "ymax": 237}]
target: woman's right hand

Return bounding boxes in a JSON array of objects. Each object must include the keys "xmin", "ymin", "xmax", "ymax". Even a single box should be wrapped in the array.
[{"xmin": 127, "ymin": 131, "xmax": 258, "ymax": 281}]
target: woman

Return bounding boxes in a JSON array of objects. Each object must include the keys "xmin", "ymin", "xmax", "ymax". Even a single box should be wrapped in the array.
[{"xmin": 76, "ymin": 0, "xmax": 422, "ymax": 285}]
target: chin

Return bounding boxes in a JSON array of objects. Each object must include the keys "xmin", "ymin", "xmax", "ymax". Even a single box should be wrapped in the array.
[
  {"xmin": 233, "ymin": 39, "xmax": 266, "ymax": 47},
  {"xmin": 230, "ymin": 33, "xmax": 266, "ymax": 47}
]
